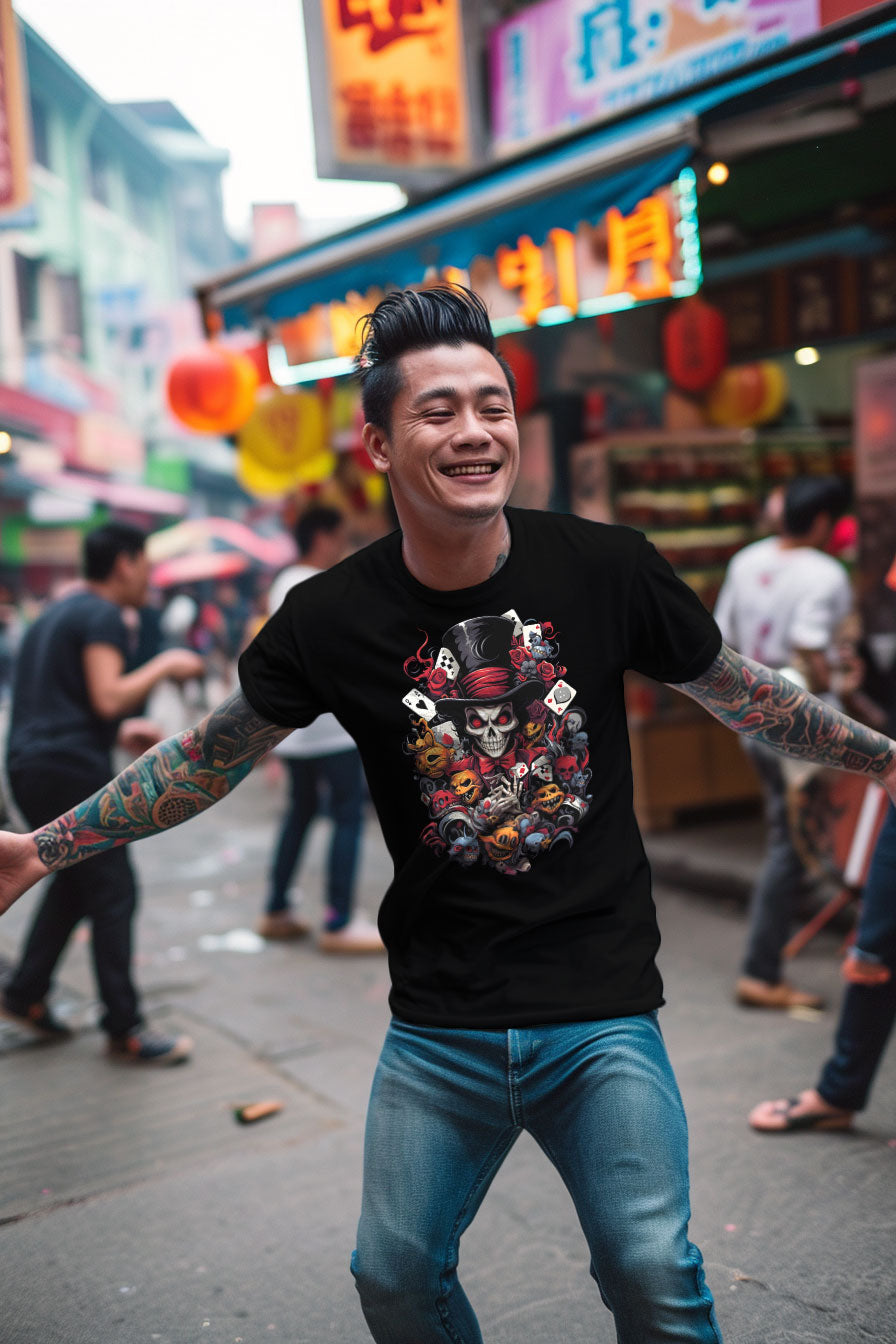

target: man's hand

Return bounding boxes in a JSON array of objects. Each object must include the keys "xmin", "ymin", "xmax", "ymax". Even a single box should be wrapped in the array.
[
  {"xmin": 0, "ymin": 831, "xmax": 49, "ymax": 916},
  {"xmin": 155, "ymin": 649, "xmax": 205, "ymax": 683},
  {"xmin": 117, "ymin": 717, "xmax": 164, "ymax": 757}
]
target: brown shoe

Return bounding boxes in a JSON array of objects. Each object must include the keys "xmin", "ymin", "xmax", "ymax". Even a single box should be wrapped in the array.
[
  {"xmin": 735, "ymin": 976, "xmax": 824, "ymax": 1010},
  {"xmin": 256, "ymin": 912, "xmax": 311, "ymax": 941}
]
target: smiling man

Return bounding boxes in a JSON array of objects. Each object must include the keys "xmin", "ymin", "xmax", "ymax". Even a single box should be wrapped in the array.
[{"xmin": 0, "ymin": 286, "xmax": 895, "ymax": 1342}]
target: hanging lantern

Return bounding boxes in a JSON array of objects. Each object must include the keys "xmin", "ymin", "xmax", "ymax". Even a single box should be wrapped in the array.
[
  {"xmin": 705, "ymin": 362, "xmax": 788, "ymax": 427},
  {"xmin": 240, "ymin": 341, "xmax": 275, "ymax": 388},
  {"xmin": 662, "ymin": 297, "xmax": 729, "ymax": 394},
  {"xmin": 497, "ymin": 337, "xmax": 538, "ymax": 416},
  {"xmin": 237, "ymin": 389, "xmax": 335, "ymax": 498},
  {"xmin": 166, "ymin": 345, "xmax": 259, "ymax": 434}
]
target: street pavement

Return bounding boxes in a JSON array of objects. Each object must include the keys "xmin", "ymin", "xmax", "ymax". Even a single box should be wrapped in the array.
[{"xmin": 1, "ymin": 761, "xmax": 894, "ymax": 1344}]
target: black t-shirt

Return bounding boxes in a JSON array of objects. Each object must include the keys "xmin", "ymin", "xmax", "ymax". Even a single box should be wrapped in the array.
[
  {"xmin": 6, "ymin": 590, "xmax": 130, "ymax": 774},
  {"xmin": 239, "ymin": 508, "xmax": 721, "ymax": 1028}
]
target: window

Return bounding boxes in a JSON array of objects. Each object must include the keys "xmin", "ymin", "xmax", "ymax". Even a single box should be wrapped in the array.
[
  {"xmin": 88, "ymin": 141, "xmax": 112, "ymax": 205},
  {"xmin": 29, "ymin": 96, "xmax": 51, "ymax": 170}
]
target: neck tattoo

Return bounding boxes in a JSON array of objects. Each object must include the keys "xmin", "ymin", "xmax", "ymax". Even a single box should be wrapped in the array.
[{"xmin": 489, "ymin": 524, "xmax": 511, "ymax": 578}]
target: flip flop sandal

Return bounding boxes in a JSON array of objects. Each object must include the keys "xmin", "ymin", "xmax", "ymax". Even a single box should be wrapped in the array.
[{"xmin": 754, "ymin": 1097, "xmax": 854, "ymax": 1133}]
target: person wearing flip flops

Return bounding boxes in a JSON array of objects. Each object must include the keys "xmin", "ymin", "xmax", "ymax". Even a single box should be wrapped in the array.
[{"xmin": 750, "ymin": 609, "xmax": 896, "ymax": 1135}]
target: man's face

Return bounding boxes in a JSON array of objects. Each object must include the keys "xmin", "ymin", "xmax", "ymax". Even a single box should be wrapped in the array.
[
  {"xmin": 117, "ymin": 549, "xmax": 150, "ymax": 607},
  {"xmin": 364, "ymin": 343, "xmax": 519, "ymax": 528}
]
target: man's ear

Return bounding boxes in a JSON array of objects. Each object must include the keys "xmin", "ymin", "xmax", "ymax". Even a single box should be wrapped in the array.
[{"xmin": 362, "ymin": 422, "xmax": 390, "ymax": 475}]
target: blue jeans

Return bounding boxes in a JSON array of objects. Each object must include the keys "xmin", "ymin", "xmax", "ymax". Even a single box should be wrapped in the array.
[
  {"xmin": 817, "ymin": 802, "xmax": 896, "ymax": 1111},
  {"xmin": 266, "ymin": 748, "xmax": 363, "ymax": 931},
  {"xmin": 351, "ymin": 1014, "xmax": 722, "ymax": 1343},
  {"xmin": 740, "ymin": 739, "xmax": 807, "ymax": 983}
]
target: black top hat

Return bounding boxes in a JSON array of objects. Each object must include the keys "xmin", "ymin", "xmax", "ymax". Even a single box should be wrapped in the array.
[{"xmin": 435, "ymin": 615, "xmax": 543, "ymax": 716}]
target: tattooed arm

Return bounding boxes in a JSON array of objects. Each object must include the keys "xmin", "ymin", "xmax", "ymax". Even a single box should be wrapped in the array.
[
  {"xmin": 676, "ymin": 643, "xmax": 896, "ymax": 802},
  {"xmin": 0, "ymin": 689, "xmax": 292, "ymax": 916}
]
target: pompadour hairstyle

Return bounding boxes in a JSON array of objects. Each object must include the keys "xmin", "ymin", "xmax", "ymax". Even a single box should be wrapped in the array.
[
  {"xmin": 82, "ymin": 521, "xmax": 147, "ymax": 582},
  {"xmin": 355, "ymin": 285, "xmax": 516, "ymax": 431}
]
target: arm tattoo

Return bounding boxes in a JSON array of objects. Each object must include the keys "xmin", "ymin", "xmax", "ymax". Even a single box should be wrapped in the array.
[
  {"xmin": 34, "ymin": 690, "xmax": 290, "ymax": 872},
  {"xmin": 679, "ymin": 644, "xmax": 895, "ymax": 779}
]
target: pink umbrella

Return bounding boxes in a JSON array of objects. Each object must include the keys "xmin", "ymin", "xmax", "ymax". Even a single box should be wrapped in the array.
[{"xmin": 151, "ymin": 550, "xmax": 249, "ymax": 587}]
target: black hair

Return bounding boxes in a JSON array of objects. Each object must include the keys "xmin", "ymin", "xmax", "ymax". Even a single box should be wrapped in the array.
[
  {"xmin": 295, "ymin": 505, "xmax": 344, "ymax": 557},
  {"xmin": 355, "ymin": 285, "xmax": 516, "ymax": 431},
  {"xmin": 82, "ymin": 521, "xmax": 146, "ymax": 581},
  {"xmin": 783, "ymin": 476, "xmax": 849, "ymax": 538}
]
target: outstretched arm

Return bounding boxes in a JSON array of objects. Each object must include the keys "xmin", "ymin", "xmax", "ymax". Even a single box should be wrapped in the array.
[
  {"xmin": 677, "ymin": 643, "xmax": 896, "ymax": 802},
  {"xmin": 0, "ymin": 689, "xmax": 291, "ymax": 915}
]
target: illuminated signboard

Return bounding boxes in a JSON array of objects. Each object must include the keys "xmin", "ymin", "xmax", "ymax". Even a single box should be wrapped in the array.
[
  {"xmin": 0, "ymin": 0, "xmax": 30, "ymax": 217},
  {"xmin": 303, "ymin": 0, "xmax": 475, "ymax": 184},
  {"xmin": 268, "ymin": 170, "xmax": 701, "ymax": 384}
]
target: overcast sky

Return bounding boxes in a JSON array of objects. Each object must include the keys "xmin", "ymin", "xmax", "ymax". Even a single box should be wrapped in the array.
[{"xmin": 14, "ymin": 0, "xmax": 405, "ymax": 237}]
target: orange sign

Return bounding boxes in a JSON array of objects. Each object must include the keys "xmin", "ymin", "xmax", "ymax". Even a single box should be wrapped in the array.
[
  {"xmin": 0, "ymin": 0, "xmax": 30, "ymax": 216},
  {"xmin": 319, "ymin": 0, "xmax": 471, "ymax": 172}
]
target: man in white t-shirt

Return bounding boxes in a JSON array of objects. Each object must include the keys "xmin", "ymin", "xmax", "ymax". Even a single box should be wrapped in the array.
[
  {"xmin": 715, "ymin": 476, "xmax": 852, "ymax": 1009},
  {"xmin": 257, "ymin": 507, "xmax": 383, "ymax": 953}
]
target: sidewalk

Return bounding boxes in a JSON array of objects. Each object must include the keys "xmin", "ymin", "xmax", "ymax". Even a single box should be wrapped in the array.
[{"xmin": 2, "ymin": 768, "xmax": 894, "ymax": 1344}]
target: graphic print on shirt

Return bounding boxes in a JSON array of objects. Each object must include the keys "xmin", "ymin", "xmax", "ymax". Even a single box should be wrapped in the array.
[{"xmin": 402, "ymin": 612, "xmax": 592, "ymax": 875}]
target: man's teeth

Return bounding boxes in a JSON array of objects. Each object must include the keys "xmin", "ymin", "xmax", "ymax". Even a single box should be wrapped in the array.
[{"xmin": 443, "ymin": 464, "xmax": 496, "ymax": 477}]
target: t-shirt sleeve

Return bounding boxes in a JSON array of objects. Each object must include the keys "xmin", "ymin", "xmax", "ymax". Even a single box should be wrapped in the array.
[
  {"xmin": 84, "ymin": 603, "xmax": 129, "ymax": 656},
  {"xmin": 627, "ymin": 535, "xmax": 722, "ymax": 683},
  {"xmin": 237, "ymin": 593, "xmax": 323, "ymax": 728}
]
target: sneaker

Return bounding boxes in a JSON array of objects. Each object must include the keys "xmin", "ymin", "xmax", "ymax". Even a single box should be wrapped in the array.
[
  {"xmin": 318, "ymin": 916, "xmax": 385, "ymax": 955},
  {"xmin": 0, "ymin": 995, "xmax": 73, "ymax": 1041},
  {"xmin": 256, "ymin": 911, "xmax": 312, "ymax": 941},
  {"xmin": 107, "ymin": 1026, "xmax": 193, "ymax": 1066}
]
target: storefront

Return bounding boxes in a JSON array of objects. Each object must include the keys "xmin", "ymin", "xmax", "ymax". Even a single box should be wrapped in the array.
[{"xmin": 196, "ymin": 7, "xmax": 896, "ymax": 828}]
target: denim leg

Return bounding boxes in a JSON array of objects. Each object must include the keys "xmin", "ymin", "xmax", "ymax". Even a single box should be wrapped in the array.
[
  {"xmin": 265, "ymin": 757, "xmax": 318, "ymax": 914},
  {"xmin": 524, "ymin": 1014, "xmax": 722, "ymax": 1344},
  {"xmin": 352, "ymin": 1019, "xmax": 520, "ymax": 1344},
  {"xmin": 816, "ymin": 804, "xmax": 896, "ymax": 1112},
  {"xmin": 740, "ymin": 740, "xmax": 806, "ymax": 983},
  {"xmin": 320, "ymin": 749, "xmax": 363, "ymax": 931}
]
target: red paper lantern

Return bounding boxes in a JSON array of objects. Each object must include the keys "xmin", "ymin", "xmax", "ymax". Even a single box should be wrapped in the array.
[
  {"xmin": 166, "ymin": 345, "xmax": 259, "ymax": 434},
  {"xmin": 241, "ymin": 341, "xmax": 275, "ymax": 387},
  {"xmin": 662, "ymin": 297, "xmax": 729, "ymax": 394},
  {"xmin": 497, "ymin": 337, "xmax": 538, "ymax": 416}
]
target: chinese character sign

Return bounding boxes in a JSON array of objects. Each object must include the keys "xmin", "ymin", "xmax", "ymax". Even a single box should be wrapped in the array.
[
  {"xmin": 0, "ymin": 0, "xmax": 30, "ymax": 215},
  {"xmin": 317, "ymin": 0, "xmax": 472, "ymax": 172},
  {"xmin": 490, "ymin": 0, "xmax": 820, "ymax": 152}
]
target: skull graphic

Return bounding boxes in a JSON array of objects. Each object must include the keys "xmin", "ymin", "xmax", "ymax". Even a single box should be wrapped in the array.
[
  {"xmin": 464, "ymin": 702, "xmax": 518, "ymax": 758},
  {"xmin": 448, "ymin": 766, "xmax": 483, "ymax": 805}
]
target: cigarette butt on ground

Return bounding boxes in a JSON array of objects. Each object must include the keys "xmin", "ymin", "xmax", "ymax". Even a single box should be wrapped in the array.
[{"xmin": 233, "ymin": 1099, "xmax": 284, "ymax": 1125}]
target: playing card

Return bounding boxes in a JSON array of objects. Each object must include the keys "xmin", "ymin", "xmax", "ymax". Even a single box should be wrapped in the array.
[
  {"xmin": 509, "ymin": 762, "xmax": 529, "ymax": 781},
  {"xmin": 522, "ymin": 621, "xmax": 542, "ymax": 649},
  {"xmin": 543, "ymin": 680, "xmax": 576, "ymax": 714},
  {"xmin": 402, "ymin": 690, "xmax": 437, "ymax": 721},
  {"xmin": 501, "ymin": 609, "xmax": 523, "ymax": 638},
  {"xmin": 435, "ymin": 647, "xmax": 460, "ymax": 680}
]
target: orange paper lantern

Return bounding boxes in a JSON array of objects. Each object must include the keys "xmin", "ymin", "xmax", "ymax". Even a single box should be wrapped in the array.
[
  {"xmin": 166, "ymin": 345, "xmax": 259, "ymax": 434},
  {"xmin": 705, "ymin": 362, "xmax": 788, "ymax": 427}
]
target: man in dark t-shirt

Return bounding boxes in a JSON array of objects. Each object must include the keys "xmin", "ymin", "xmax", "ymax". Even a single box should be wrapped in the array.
[
  {"xmin": 1, "ymin": 523, "xmax": 203, "ymax": 1063},
  {"xmin": 0, "ymin": 289, "xmax": 895, "ymax": 1341}
]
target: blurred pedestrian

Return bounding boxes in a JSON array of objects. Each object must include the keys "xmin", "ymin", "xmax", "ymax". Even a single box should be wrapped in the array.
[
  {"xmin": 748, "ymin": 798, "xmax": 896, "ymax": 1132},
  {"xmin": 0, "ymin": 521, "xmax": 204, "ymax": 1064},
  {"xmin": 1, "ymin": 288, "xmax": 895, "ymax": 1341},
  {"xmin": 715, "ymin": 475, "xmax": 853, "ymax": 1009},
  {"xmin": 257, "ymin": 505, "xmax": 382, "ymax": 953}
]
